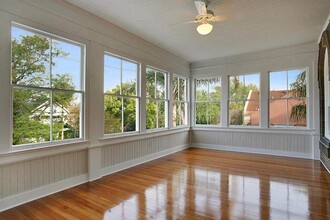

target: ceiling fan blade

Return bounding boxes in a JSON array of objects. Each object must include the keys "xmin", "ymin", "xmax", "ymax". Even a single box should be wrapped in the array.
[
  {"xmin": 194, "ymin": 0, "xmax": 208, "ymax": 15},
  {"xmin": 213, "ymin": 15, "xmax": 228, "ymax": 22}
]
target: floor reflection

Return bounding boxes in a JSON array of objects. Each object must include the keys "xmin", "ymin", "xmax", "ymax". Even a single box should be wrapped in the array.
[{"xmin": 101, "ymin": 150, "xmax": 330, "ymax": 220}]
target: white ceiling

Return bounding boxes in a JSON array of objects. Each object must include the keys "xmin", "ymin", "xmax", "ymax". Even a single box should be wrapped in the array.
[{"xmin": 64, "ymin": 0, "xmax": 330, "ymax": 62}]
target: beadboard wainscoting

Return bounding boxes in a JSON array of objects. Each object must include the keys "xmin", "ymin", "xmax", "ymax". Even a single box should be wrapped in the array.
[
  {"xmin": 0, "ymin": 150, "xmax": 88, "ymax": 211},
  {"xmin": 101, "ymin": 131, "xmax": 190, "ymax": 175},
  {"xmin": 191, "ymin": 128, "xmax": 315, "ymax": 159}
]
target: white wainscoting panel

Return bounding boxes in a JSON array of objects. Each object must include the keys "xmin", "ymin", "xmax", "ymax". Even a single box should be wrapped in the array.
[
  {"xmin": 191, "ymin": 130, "xmax": 313, "ymax": 159},
  {"xmin": 101, "ymin": 131, "xmax": 190, "ymax": 171},
  {"xmin": 0, "ymin": 150, "xmax": 88, "ymax": 201}
]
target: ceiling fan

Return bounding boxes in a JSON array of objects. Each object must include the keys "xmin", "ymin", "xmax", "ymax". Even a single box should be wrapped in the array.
[{"xmin": 193, "ymin": 0, "xmax": 224, "ymax": 35}]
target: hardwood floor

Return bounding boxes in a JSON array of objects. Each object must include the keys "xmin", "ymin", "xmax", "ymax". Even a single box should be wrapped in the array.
[{"xmin": 1, "ymin": 148, "xmax": 330, "ymax": 219}]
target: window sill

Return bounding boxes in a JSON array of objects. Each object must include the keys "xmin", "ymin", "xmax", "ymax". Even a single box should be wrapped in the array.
[
  {"xmin": 99, "ymin": 127, "xmax": 189, "ymax": 146},
  {"xmin": 191, "ymin": 126, "xmax": 314, "ymax": 135},
  {"xmin": 1, "ymin": 140, "xmax": 89, "ymax": 166}
]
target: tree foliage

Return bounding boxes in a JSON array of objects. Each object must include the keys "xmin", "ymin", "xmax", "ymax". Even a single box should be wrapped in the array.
[{"xmin": 290, "ymin": 70, "xmax": 307, "ymax": 122}]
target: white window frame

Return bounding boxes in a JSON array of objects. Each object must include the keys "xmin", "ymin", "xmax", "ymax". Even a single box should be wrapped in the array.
[
  {"xmin": 11, "ymin": 23, "xmax": 85, "ymax": 148},
  {"xmin": 146, "ymin": 66, "xmax": 169, "ymax": 130},
  {"xmin": 172, "ymin": 74, "xmax": 189, "ymax": 127},
  {"xmin": 268, "ymin": 68, "xmax": 308, "ymax": 128},
  {"xmin": 228, "ymin": 73, "xmax": 260, "ymax": 127},
  {"xmin": 103, "ymin": 52, "xmax": 140, "ymax": 135},
  {"xmin": 194, "ymin": 77, "xmax": 221, "ymax": 126}
]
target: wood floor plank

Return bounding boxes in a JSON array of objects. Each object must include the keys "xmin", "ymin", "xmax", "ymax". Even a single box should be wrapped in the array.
[{"xmin": 1, "ymin": 148, "xmax": 330, "ymax": 219}]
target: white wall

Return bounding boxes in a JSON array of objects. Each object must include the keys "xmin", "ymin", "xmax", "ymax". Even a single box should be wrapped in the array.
[
  {"xmin": 0, "ymin": 0, "xmax": 190, "ymax": 211},
  {"xmin": 190, "ymin": 43, "xmax": 320, "ymax": 159}
]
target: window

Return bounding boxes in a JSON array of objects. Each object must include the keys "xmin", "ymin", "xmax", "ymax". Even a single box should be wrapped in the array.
[
  {"xmin": 104, "ymin": 54, "xmax": 139, "ymax": 134},
  {"xmin": 269, "ymin": 69, "xmax": 307, "ymax": 127},
  {"xmin": 195, "ymin": 78, "xmax": 221, "ymax": 125},
  {"xmin": 229, "ymin": 73, "xmax": 260, "ymax": 126},
  {"xmin": 11, "ymin": 24, "xmax": 85, "ymax": 146},
  {"xmin": 146, "ymin": 67, "xmax": 168, "ymax": 129},
  {"xmin": 172, "ymin": 75, "xmax": 188, "ymax": 127}
]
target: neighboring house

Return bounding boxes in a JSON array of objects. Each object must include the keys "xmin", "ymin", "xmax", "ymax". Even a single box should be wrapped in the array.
[
  {"xmin": 244, "ymin": 90, "xmax": 306, "ymax": 126},
  {"xmin": 31, "ymin": 101, "xmax": 70, "ymax": 125}
]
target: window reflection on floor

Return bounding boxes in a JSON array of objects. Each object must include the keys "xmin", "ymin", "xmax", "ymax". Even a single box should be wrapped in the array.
[
  {"xmin": 172, "ymin": 169, "xmax": 188, "ymax": 218},
  {"xmin": 270, "ymin": 180, "xmax": 309, "ymax": 219},
  {"xmin": 194, "ymin": 168, "xmax": 221, "ymax": 219},
  {"xmin": 229, "ymin": 175, "xmax": 260, "ymax": 218},
  {"xmin": 145, "ymin": 182, "xmax": 167, "ymax": 219},
  {"xmin": 103, "ymin": 195, "xmax": 138, "ymax": 220}
]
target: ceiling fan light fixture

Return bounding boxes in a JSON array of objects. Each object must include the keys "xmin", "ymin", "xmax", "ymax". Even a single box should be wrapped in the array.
[{"xmin": 196, "ymin": 22, "xmax": 213, "ymax": 35}]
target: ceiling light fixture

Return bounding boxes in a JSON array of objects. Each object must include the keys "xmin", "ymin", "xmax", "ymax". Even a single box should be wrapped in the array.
[{"xmin": 196, "ymin": 22, "xmax": 213, "ymax": 35}]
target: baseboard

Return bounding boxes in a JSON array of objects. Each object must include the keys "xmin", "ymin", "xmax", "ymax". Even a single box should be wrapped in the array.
[
  {"xmin": 0, "ymin": 174, "xmax": 88, "ymax": 212},
  {"xmin": 101, "ymin": 144, "xmax": 189, "ymax": 176},
  {"xmin": 191, "ymin": 144, "xmax": 313, "ymax": 159}
]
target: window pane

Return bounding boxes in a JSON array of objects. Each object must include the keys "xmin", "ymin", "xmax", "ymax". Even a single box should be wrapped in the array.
[
  {"xmin": 288, "ymin": 70, "xmax": 306, "ymax": 98},
  {"xmin": 12, "ymin": 27, "xmax": 50, "ymax": 87},
  {"xmin": 196, "ymin": 102, "xmax": 207, "ymax": 125},
  {"xmin": 104, "ymin": 55, "xmax": 121, "ymax": 94},
  {"xmin": 179, "ymin": 102, "xmax": 186, "ymax": 126},
  {"xmin": 288, "ymin": 98, "xmax": 307, "ymax": 127},
  {"xmin": 158, "ymin": 100, "xmax": 166, "ymax": 128},
  {"xmin": 156, "ymin": 72, "xmax": 166, "ymax": 99},
  {"xmin": 245, "ymin": 74, "xmax": 260, "ymax": 91},
  {"xmin": 244, "ymin": 100, "xmax": 260, "ymax": 126},
  {"xmin": 52, "ymin": 40, "xmax": 82, "ymax": 90},
  {"xmin": 176, "ymin": 103, "xmax": 181, "ymax": 126},
  {"xmin": 52, "ymin": 92, "xmax": 81, "ymax": 140},
  {"xmin": 173, "ymin": 102, "xmax": 178, "ymax": 126},
  {"xmin": 179, "ymin": 78, "xmax": 186, "ymax": 101},
  {"xmin": 146, "ymin": 69, "xmax": 155, "ymax": 98},
  {"xmin": 146, "ymin": 99, "xmax": 156, "ymax": 129},
  {"xmin": 123, "ymin": 98, "xmax": 136, "ymax": 132},
  {"xmin": 173, "ymin": 77, "xmax": 179, "ymax": 101},
  {"xmin": 122, "ymin": 60, "xmax": 137, "ymax": 96},
  {"xmin": 196, "ymin": 80, "xmax": 208, "ymax": 101},
  {"xmin": 13, "ymin": 88, "xmax": 50, "ymax": 145},
  {"xmin": 269, "ymin": 71, "xmax": 287, "ymax": 96},
  {"xmin": 208, "ymin": 102, "xmax": 221, "ymax": 125},
  {"xmin": 229, "ymin": 101, "xmax": 244, "ymax": 125},
  {"xmin": 269, "ymin": 99, "xmax": 287, "ymax": 126},
  {"xmin": 229, "ymin": 76, "xmax": 246, "ymax": 100},
  {"xmin": 209, "ymin": 79, "xmax": 221, "ymax": 101},
  {"xmin": 104, "ymin": 96, "xmax": 122, "ymax": 134}
]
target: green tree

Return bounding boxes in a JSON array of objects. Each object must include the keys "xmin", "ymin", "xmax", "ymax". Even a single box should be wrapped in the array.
[
  {"xmin": 195, "ymin": 79, "xmax": 221, "ymax": 125},
  {"xmin": 104, "ymin": 81, "xmax": 137, "ymax": 133},
  {"xmin": 290, "ymin": 71, "xmax": 306, "ymax": 122}
]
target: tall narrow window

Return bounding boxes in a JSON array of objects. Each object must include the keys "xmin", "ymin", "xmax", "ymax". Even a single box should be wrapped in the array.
[
  {"xmin": 229, "ymin": 73, "xmax": 260, "ymax": 126},
  {"xmin": 269, "ymin": 69, "xmax": 307, "ymax": 127},
  {"xmin": 146, "ymin": 67, "xmax": 168, "ymax": 130},
  {"xmin": 104, "ymin": 54, "xmax": 139, "ymax": 134},
  {"xmin": 173, "ymin": 75, "xmax": 188, "ymax": 127},
  {"xmin": 11, "ymin": 24, "xmax": 85, "ymax": 146},
  {"xmin": 195, "ymin": 78, "xmax": 221, "ymax": 125}
]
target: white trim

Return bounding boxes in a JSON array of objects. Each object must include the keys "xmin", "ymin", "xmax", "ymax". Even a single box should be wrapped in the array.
[
  {"xmin": 191, "ymin": 144, "xmax": 313, "ymax": 159},
  {"xmin": 320, "ymin": 159, "xmax": 330, "ymax": 174},
  {"xmin": 0, "ymin": 141, "xmax": 89, "ymax": 166},
  {"xmin": 0, "ymin": 174, "xmax": 88, "ymax": 212},
  {"xmin": 191, "ymin": 126, "xmax": 314, "ymax": 135},
  {"xmin": 101, "ymin": 144, "xmax": 189, "ymax": 176},
  {"xmin": 98, "ymin": 127, "xmax": 189, "ymax": 146}
]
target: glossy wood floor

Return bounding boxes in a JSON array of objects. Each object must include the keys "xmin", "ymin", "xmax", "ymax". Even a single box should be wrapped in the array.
[{"xmin": 1, "ymin": 148, "xmax": 330, "ymax": 220}]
